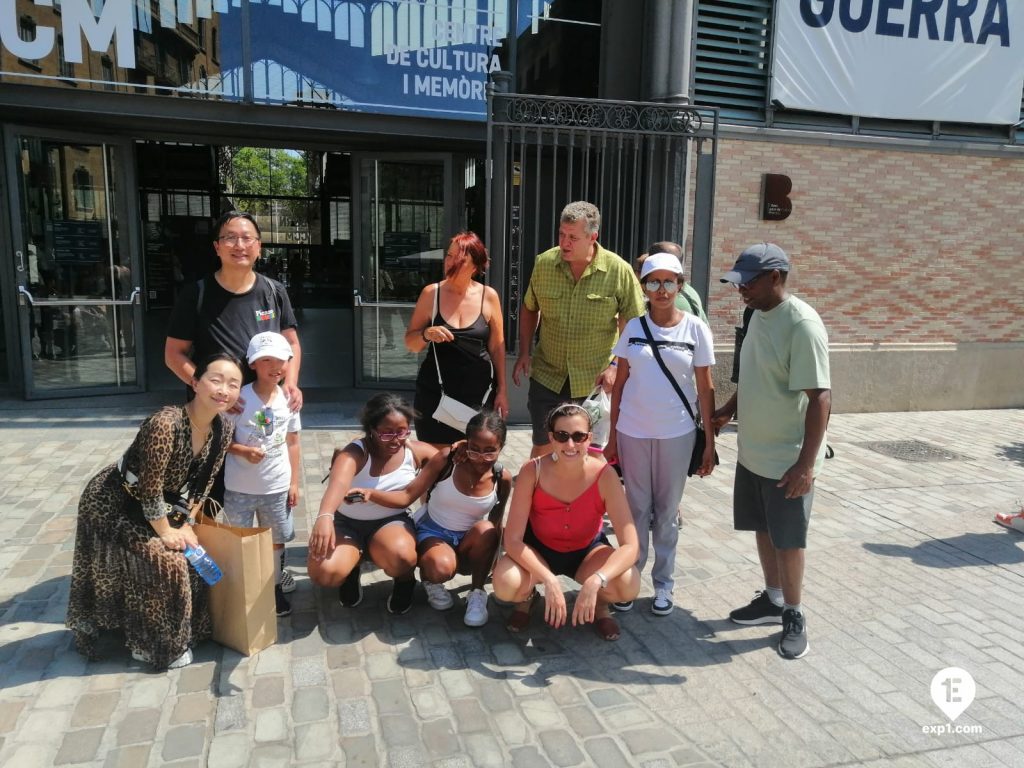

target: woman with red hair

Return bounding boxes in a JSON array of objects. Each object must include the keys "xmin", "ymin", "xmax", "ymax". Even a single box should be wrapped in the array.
[{"xmin": 405, "ymin": 232, "xmax": 508, "ymax": 448}]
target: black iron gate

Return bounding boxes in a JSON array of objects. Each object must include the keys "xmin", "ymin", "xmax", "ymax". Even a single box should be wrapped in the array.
[{"xmin": 486, "ymin": 91, "xmax": 719, "ymax": 353}]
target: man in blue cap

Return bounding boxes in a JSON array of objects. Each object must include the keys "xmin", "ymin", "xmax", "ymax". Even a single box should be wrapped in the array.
[{"xmin": 712, "ymin": 243, "xmax": 830, "ymax": 660}]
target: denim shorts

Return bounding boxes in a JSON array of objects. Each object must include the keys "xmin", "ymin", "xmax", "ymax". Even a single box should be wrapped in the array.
[
  {"xmin": 223, "ymin": 489, "xmax": 294, "ymax": 545},
  {"xmin": 415, "ymin": 513, "xmax": 467, "ymax": 548}
]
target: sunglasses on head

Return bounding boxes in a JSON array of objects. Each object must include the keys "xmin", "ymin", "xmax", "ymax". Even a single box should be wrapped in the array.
[
  {"xmin": 551, "ymin": 430, "xmax": 590, "ymax": 444},
  {"xmin": 374, "ymin": 428, "xmax": 411, "ymax": 442}
]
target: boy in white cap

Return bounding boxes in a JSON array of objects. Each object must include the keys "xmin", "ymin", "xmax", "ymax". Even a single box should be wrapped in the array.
[{"xmin": 224, "ymin": 331, "xmax": 303, "ymax": 617}]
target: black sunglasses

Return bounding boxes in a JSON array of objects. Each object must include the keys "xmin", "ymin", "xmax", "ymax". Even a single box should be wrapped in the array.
[{"xmin": 551, "ymin": 430, "xmax": 590, "ymax": 443}]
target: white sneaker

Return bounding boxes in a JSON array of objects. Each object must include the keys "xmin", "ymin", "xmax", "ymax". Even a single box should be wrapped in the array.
[
  {"xmin": 463, "ymin": 588, "xmax": 489, "ymax": 627},
  {"xmin": 279, "ymin": 569, "xmax": 296, "ymax": 594},
  {"xmin": 652, "ymin": 588, "xmax": 674, "ymax": 616},
  {"xmin": 423, "ymin": 581, "xmax": 454, "ymax": 610}
]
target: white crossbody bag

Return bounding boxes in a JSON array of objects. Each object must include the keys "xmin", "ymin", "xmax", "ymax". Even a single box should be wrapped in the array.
[{"xmin": 429, "ymin": 284, "xmax": 493, "ymax": 432}]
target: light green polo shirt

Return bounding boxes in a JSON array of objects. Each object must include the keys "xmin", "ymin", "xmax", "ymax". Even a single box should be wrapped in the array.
[
  {"xmin": 524, "ymin": 244, "xmax": 645, "ymax": 398},
  {"xmin": 737, "ymin": 295, "xmax": 830, "ymax": 480},
  {"xmin": 675, "ymin": 282, "xmax": 708, "ymax": 323}
]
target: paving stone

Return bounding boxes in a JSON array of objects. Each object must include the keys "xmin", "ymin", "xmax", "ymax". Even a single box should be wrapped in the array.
[
  {"xmin": 214, "ymin": 694, "xmax": 247, "ymax": 733},
  {"xmin": 341, "ymin": 734, "xmax": 380, "ymax": 768},
  {"xmin": 294, "ymin": 721, "xmax": 336, "ymax": 761},
  {"xmin": 385, "ymin": 745, "xmax": 429, "ymax": 768},
  {"xmin": 511, "ymin": 746, "xmax": 554, "ymax": 768},
  {"xmin": 70, "ymin": 691, "xmax": 120, "ymax": 727},
  {"xmin": 291, "ymin": 656, "xmax": 328, "ymax": 687},
  {"xmin": 584, "ymin": 736, "xmax": 633, "ymax": 768},
  {"xmin": 494, "ymin": 710, "xmax": 532, "ymax": 746},
  {"xmin": 563, "ymin": 705, "xmax": 602, "ymax": 738},
  {"xmin": 127, "ymin": 676, "xmax": 169, "ymax": 708},
  {"xmin": 464, "ymin": 733, "xmax": 506, "ymax": 768},
  {"xmin": 380, "ymin": 713, "xmax": 420, "ymax": 747},
  {"xmin": 249, "ymin": 744, "xmax": 292, "ymax": 767},
  {"xmin": 162, "ymin": 724, "xmax": 207, "ymax": 761},
  {"xmin": 176, "ymin": 664, "xmax": 216, "ymax": 694},
  {"xmin": 421, "ymin": 718, "xmax": 460, "ymax": 758},
  {"xmin": 206, "ymin": 732, "xmax": 251, "ymax": 768},
  {"xmin": 586, "ymin": 688, "xmax": 629, "ymax": 709},
  {"xmin": 170, "ymin": 692, "xmax": 214, "ymax": 724},
  {"xmin": 538, "ymin": 729, "xmax": 586, "ymax": 767},
  {"xmin": 374, "ymin": 678, "xmax": 414, "ymax": 715},
  {"xmin": 53, "ymin": 727, "xmax": 104, "ymax": 764},
  {"xmin": 338, "ymin": 699, "xmax": 372, "ymax": 735},
  {"xmin": 292, "ymin": 687, "xmax": 330, "ymax": 723},
  {"xmin": 411, "ymin": 687, "xmax": 452, "ymax": 719},
  {"xmin": 252, "ymin": 676, "xmax": 285, "ymax": 708},
  {"xmin": 0, "ymin": 700, "xmax": 25, "ymax": 734},
  {"xmin": 116, "ymin": 708, "xmax": 160, "ymax": 746},
  {"xmin": 102, "ymin": 744, "xmax": 151, "ymax": 768},
  {"xmin": 254, "ymin": 709, "xmax": 289, "ymax": 743}
]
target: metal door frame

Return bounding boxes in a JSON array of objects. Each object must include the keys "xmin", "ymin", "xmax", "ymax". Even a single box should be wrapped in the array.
[
  {"xmin": 485, "ymin": 92, "xmax": 719, "ymax": 353},
  {"xmin": 2, "ymin": 126, "xmax": 145, "ymax": 398},
  {"xmin": 350, "ymin": 152, "xmax": 457, "ymax": 388}
]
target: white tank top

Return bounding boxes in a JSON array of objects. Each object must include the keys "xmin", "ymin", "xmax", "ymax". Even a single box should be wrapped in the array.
[
  {"xmin": 424, "ymin": 471, "xmax": 497, "ymax": 532},
  {"xmin": 339, "ymin": 439, "xmax": 418, "ymax": 521}
]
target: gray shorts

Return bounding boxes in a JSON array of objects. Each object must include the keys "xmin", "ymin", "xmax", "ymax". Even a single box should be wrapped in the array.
[
  {"xmin": 527, "ymin": 378, "xmax": 585, "ymax": 446},
  {"xmin": 733, "ymin": 462, "xmax": 813, "ymax": 549},
  {"xmin": 223, "ymin": 489, "xmax": 294, "ymax": 545}
]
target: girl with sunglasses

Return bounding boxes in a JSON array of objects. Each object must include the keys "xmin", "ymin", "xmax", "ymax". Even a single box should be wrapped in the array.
[
  {"xmin": 492, "ymin": 404, "xmax": 640, "ymax": 641},
  {"xmin": 604, "ymin": 252, "xmax": 717, "ymax": 617},
  {"xmin": 308, "ymin": 393, "xmax": 436, "ymax": 615},
  {"xmin": 346, "ymin": 410, "xmax": 513, "ymax": 627}
]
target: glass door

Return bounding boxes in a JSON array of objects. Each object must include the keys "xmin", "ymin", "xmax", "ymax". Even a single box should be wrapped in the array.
[
  {"xmin": 8, "ymin": 133, "xmax": 142, "ymax": 397},
  {"xmin": 353, "ymin": 155, "xmax": 455, "ymax": 387}
]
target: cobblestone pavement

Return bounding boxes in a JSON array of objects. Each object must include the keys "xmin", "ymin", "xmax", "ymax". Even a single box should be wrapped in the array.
[{"xmin": 1, "ymin": 407, "xmax": 1023, "ymax": 767}]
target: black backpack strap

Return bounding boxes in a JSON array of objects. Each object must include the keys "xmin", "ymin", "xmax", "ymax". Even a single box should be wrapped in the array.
[
  {"xmin": 426, "ymin": 452, "xmax": 457, "ymax": 504},
  {"xmin": 683, "ymin": 292, "xmax": 700, "ymax": 316},
  {"xmin": 639, "ymin": 316, "xmax": 699, "ymax": 426},
  {"xmin": 195, "ymin": 277, "xmax": 205, "ymax": 315}
]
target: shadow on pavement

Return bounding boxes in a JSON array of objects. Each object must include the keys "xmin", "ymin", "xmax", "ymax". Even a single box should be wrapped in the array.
[
  {"xmin": 996, "ymin": 441, "xmax": 1024, "ymax": 467},
  {"xmin": 863, "ymin": 529, "xmax": 1024, "ymax": 568}
]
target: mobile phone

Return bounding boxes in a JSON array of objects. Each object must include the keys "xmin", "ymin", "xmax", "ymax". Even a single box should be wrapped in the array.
[{"xmin": 344, "ymin": 491, "xmax": 365, "ymax": 504}]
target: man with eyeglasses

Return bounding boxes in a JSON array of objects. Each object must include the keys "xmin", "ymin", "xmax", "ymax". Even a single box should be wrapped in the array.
[
  {"xmin": 165, "ymin": 210, "xmax": 303, "ymax": 410},
  {"xmin": 713, "ymin": 243, "xmax": 830, "ymax": 660},
  {"xmin": 512, "ymin": 201, "xmax": 645, "ymax": 458}
]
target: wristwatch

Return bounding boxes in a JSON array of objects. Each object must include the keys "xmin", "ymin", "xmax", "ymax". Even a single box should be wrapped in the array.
[{"xmin": 595, "ymin": 571, "xmax": 608, "ymax": 589}]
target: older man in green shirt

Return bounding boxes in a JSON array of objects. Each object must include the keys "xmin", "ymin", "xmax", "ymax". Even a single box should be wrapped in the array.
[{"xmin": 512, "ymin": 201, "xmax": 645, "ymax": 458}]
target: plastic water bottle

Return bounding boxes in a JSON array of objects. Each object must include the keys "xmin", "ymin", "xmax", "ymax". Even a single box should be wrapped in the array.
[{"xmin": 183, "ymin": 545, "xmax": 223, "ymax": 586}]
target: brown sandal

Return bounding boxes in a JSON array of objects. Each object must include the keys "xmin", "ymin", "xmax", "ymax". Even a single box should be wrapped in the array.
[
  {"xmin": 594, "ymin": 614, "xmax": 621, "ymax": 642},
  {"xmin": 506, "ymin": 589, "xmax": 536, "ymax": 633}
]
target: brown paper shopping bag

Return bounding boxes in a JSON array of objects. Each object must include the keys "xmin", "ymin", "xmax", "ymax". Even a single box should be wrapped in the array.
[{"xmin": 194, "ymin": 515, "xmax": 277, "ymax": 656}]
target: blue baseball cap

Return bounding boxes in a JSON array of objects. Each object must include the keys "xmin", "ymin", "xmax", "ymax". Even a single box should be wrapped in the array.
[{"xmin": 720, "ymin": 243, "xmax": 790, "ymax": 285}]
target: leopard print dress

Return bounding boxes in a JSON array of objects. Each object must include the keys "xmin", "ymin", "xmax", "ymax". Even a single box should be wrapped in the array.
[{"xmin": 66, "ymin": 406, "xmax": 232, "ymax": 669}]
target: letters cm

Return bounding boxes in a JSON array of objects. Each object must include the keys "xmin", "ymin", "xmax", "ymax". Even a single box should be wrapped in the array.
[
  {"xmin": 1, "ymin": 0, "xmax": 135, "ymax": 68},
  {"xmin": 800, "ymin": 0, "xmax": 1010, "ymax": 48}
]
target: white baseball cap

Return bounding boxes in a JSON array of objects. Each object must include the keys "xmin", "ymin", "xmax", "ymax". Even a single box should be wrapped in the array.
[
  {"xmin": 246, "ymin": 332, "xmax": 292, "ymax": 364},
  {"xmin": 640, "ymin": 252, "xmax": 685, "ymax": 279}
]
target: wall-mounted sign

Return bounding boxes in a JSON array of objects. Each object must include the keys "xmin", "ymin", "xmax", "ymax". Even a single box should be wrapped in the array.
[
  {"xmin": 772, "ymin": 0, "xmax": 1024, "ymax": 124},
  {"xmin": 761, "ymin": 174, "xmax": 792, "ymax": 221}
]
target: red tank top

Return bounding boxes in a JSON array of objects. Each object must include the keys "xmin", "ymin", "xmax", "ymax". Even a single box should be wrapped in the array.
[{"xmin": 529, "ymin": 460, "xmax": 608, "ymax": 552}]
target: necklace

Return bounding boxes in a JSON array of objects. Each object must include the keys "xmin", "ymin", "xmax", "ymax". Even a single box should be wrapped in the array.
[{"xmin": 185, "ymin": 405, "xmax": 210, "ymax": 437}]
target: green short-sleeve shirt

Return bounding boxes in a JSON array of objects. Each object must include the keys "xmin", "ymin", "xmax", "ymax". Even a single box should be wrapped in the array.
[
  {"xmin": 737, "ymin": 295, "xmax": 831, "ymax": 480},
  {"xmin": 524, "ymin": 245, "xmax": 645, "ymax": 398},
  {"xmin": 675, "ymin": 282, "xmax": 708, "ymax": 323}
]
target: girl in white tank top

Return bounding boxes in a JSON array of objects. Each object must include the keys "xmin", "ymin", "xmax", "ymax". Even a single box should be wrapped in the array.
[{"xmin": 347, "ymin": 411, "xmax": 511, "ymax": 627}]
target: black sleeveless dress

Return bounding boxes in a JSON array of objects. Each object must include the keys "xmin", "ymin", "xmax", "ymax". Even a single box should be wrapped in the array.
[{"xmin": 414, "ymin": 284, "xmax": 496, "ymax": 443}]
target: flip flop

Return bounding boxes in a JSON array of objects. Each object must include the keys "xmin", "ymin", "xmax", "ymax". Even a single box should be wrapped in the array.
[
  {"xmin": 594, "ymin": 615, "xmax": 621, "ymax": 642},
  {"xmin": 506, "ymin": 590, "xmax": 536, "ymax": 633}
]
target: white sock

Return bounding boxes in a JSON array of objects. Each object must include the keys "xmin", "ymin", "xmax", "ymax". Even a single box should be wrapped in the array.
[
  {"xmin": 274, "ymin": 549, "xmax": 282, "ymax": 585},
  {"xmin": 783, "ymin": 602, "xmax": 802, "ymax": 615},
  {"xmin": 766, "ymin": 587, "xmax": 784, "ymax": 606}
]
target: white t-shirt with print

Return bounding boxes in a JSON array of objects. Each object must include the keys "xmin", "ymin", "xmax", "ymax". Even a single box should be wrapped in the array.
[
  {"xmin": 225, "ymin": 383, "xmax": 301, "ymax": 495},
  {"xmin": 612, "ymin": 313, "xmax": 715, "ymax": 439}
]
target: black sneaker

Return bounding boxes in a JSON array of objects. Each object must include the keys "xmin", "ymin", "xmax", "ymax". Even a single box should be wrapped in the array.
[
  {"xmin": 779, "ymin": 608, "xmax": 809, "ymax": 659},
  {"xmin": 339, "ymin": 567, "xmax": 363, "ymax": 608},
  {"xmin": 387, "ymin": 578, "xmax": 416, "ymax": 615},
  {"xmin": 729, "ymin": 590, "xmax": 784, "ymax": 625},
  {"xmin": 612, "ymin": 601, "xmax": 634, "ymax": 612},
  {"xmin": 275, "ymin": 585, "xmax": 292, "ymax": 617}
]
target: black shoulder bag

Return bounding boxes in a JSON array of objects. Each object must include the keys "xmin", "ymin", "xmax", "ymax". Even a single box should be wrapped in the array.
[{"xmin": 639, "ymin": 316, "xmax": 719, "ymax": 477}]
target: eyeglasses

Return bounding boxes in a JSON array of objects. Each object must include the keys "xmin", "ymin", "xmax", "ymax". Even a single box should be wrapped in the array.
[
  {"xmin": 217, "ymin": 235, "xmax": 259, "ymax": 246},
  {"xmin": 551, "ymin": 430, "xmax": 590, "ymax": 444},
  {"xmin": 374, "ymin": 428, "xmax": 411, "ymax": 442},
  {"xmin": 466, "ymin": 447, "xmax": 501, "ymax": 460},
  {"xmin": 643, "ymin": 278, "xmax": 680, "ymax": 294},
  {"xmin": 738, "ymin": 271, "xmax": 772, "ymax": 290}
]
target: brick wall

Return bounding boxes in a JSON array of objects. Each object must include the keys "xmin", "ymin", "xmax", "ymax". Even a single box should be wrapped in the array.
[{"xmin": 704, "ymin": 139, "xmax": 1024, "ymax": 347}]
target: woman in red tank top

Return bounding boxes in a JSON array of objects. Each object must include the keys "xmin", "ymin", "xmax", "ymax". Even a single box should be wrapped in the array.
[{"xmin": 492, "ymin": 404, "xmax": 640, "ymax": 640}]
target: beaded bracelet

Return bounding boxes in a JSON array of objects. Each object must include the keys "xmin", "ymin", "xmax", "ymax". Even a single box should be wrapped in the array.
[{"xmin": 314, "ymin": 513, "xmax": 334, "ymax": 522}]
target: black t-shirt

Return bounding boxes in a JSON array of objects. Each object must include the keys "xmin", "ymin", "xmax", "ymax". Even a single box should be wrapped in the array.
[{"xmin": 167, "ymin": 273, "xmax": 297, "ymax": 382}]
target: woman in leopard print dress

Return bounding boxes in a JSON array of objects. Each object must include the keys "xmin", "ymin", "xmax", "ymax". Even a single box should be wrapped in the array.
[{"xmin": 66, "ymin": 354, "xmax": 243, "ymax": 669}]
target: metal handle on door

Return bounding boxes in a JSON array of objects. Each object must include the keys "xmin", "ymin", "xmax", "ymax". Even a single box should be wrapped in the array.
[{"xmin": 15, "ymin": 250, "xmax": 24, "ymax": 272}]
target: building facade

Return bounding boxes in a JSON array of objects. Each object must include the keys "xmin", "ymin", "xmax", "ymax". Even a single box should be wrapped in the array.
[{"xmin": 2, "ymin": 0, "xmax": 1022, "ymax": 411}]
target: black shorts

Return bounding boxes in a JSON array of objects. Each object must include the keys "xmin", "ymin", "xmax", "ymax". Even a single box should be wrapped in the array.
[
  {"xmin": 334, "ymin": 512, "xmax": 415, "ymax": 552},
  {"xmin": 523, "ymin": 523, "xmax": 610, "ymax": 578},
  {"xmin": 732, "ymin": 462, "xmax": 813, "ymax": 549}
]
